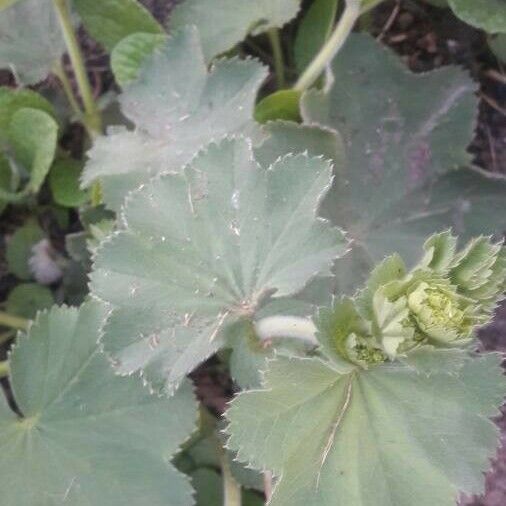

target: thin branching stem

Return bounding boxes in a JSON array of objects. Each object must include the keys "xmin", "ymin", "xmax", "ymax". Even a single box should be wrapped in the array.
[
  {"xmin": 0, "ymin": 311, "xmax": 29, "ymax": 331},
  {"xmin": 294, "ymin": 0, "xmax": 362, "ymax": 92},
  {"xmin": 52, "ymin": 0, "xmax": 102, "ymax": 136}
]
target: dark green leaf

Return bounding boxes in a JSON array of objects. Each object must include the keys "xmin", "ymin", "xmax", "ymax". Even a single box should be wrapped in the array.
[
  {"xmin": 49, "ymin": 158, "xmax": 89, "ymax": 207},
  {"xmin": 294, "ymin": 0, "xmax": 339, "ymax": 74},
  {"xmin": 6, "ymin": 220, "xmax": 44, "ymax": 280},
  {"xmin": 5, "ymin": 283, "xmax": 53, "ymax": 319},
  {"xmin": 73, "ymin": 0, "xmax": 163, "ymax": 51}
]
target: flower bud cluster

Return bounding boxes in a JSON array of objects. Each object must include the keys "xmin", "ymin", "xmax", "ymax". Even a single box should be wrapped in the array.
[{"xmin": 320, "ymin": 232, "xmax": 505, "ymax": 367}]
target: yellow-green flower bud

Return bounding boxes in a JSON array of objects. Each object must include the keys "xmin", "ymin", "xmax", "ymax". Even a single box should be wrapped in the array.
[{"xmin": 406, "ymin": 281, "xmax": 473, "ymax": 345}]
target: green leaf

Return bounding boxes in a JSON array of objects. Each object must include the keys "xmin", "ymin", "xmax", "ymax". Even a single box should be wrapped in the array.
[
  {"xmin": 6, "ymin": 220, "xmax": 45, "ymax": 280},
  {"xmin": 301, "ymin": 34, "xmax": 506, "ymax": 293},
  {"xmin": 6, "ymin": 108, "xmax": 58, "ymax": 196},
  {"xmin": 169, "ymin": 0, "xmax": 301, "ymax": 62},
  {"xmin": 294, "ymin": 0, "xmax": 339, "ymax": 74},
  {"xmin": 5, "ymin": 283, "xmax": 53, "ymax": 319},
  {"xmin": 0, "ymin": 0, "xmax": 65, "ymax": 84},
  {"xmin": 254, "ymin": 120, "xmax": 346, "ymax": 171},
  {"xmin": 448, "ymin": 0, "xmax": 506, "ymax": 33},
  {"xmin": 226, "ymin": 352, "xmax": 506, "ymax": 506},
  {"xmin": 111, "ymin": 32, "xmax": 166, "ymax": 85},
  {"xmin": 90, "ymin": 137, "xmax": 347, "ymax": 393},
  {"xmin": 49, "ymin": 158, "xmax": 89, "ymax": 207},
  {"xmin": 0, "ymin": 87, "xmax": 54, "ymax": 138},
  {"xmin": 82, "ymin": 26, "xmax": 267, "ymax": 211},
  {"xmin": 254, "ymin": 90, "xmax": 301, "ymax": 124},
  {"xmin": 0, "ymin": 301, "xmax": 197, "ymax": 506},
  {"xmin": 73, "ymin": 0, "xmax": 163, "ymax": 51}
]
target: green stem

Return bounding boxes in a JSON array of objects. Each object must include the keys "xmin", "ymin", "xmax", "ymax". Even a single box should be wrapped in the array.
[
  {"xmin": 0, "ymin": 361, "xmax": 9, "ymax": 379},
  {"xmin": 220, "ymin": 448, "xmax": 242, "ymax": 506},
  {"xmin": 53, "ymin": 62, "xmax": 83, "ymax": 119},
  {"xmin": 0, "ymin": 311, "xmax": 29, "ymax": 331},
  {"xmin": 294, "ymin": 0, "xmax": 362, "ymax": 92},
  {"xmin": 268, "ymin": 28, "xmax": 285, "ymax": 89},
  {"xmin": 52, "ymin": 0, "xmax": 102, "ymax": 136}
]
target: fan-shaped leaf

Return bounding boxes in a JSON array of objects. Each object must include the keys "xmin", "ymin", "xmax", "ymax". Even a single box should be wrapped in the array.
[
  {"xmin": 169, "ymin": 0, "xmax": 301, "ymax": 62},
  {"xmin": 226, "ymin": 353, "xmax": 506, "ymax": 506},
  {"xmin": 300, "ymin": 34, "xmax": 506, "ymax": 293},
  {"xmin": 82, "ymin": 26, "xmax": 268, "ymax": 211},
  {"xmin": 0, "ymin": 301, "xmax": 197, "ymax": 506},
  {"xmin": 90, "ymin": 137, "xmax": 347, "ymax": 393}
]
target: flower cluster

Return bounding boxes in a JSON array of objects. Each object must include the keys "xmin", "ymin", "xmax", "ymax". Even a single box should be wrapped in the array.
[{"xmin": 317, "ymin": 232, "xmax": 505, "ymax": 368}]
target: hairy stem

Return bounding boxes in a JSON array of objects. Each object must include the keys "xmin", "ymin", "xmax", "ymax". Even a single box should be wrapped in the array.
[
  {"xmin": 52, "ymin": 0, "xmax": 102, "ymax": 136},
  {"xmin": 294, "ymin": 0, "xmax": 361, "ymax": 92},
  {"xmin": 220, "ymin": 444, "xmax": 242, "ymax": 506},
  {"xmin": 268, "ymin": 28, "xmax": 285, "ymax": 89},
  {"xmin": 0, "ymin": 360, "xmax": 9, "ymax": 379},
  {"xmin": 254, "ymin": 316, "xmax": 317, "ymax": 345},
  {"xmin": 0, "ymin": 311, "xmax": 29, "ymax": 331}
]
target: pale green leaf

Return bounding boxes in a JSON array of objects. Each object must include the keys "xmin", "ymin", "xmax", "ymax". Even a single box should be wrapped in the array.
[
  {"xmin": 301, "ymin": 34, "xmax": 506, "ymax": 293},
  {"xmin": 449, "ymin": 0, "xmax": 506, "ymax": 33},
  {"xmin": 111, "ymin": 32, "xmax": 166, "ymax": 85},
  {"xmin": 0, "ymin": 301, "xmax": 197, "ymax": 506},
  {"xmin": 6, "ymin": 283, "xmax": 53, "ymax": 319},
  {"xmin": 226, "ymin": 353, "xmax": 506, "ymax": 506},
  {"xmin": 0, "ymin": 0, "xmax": 65, "ymax": 84},
  {"xmin": 294, "ymin": 0, "xmax": 339, "ymax": 74},
  {"xmin": 169, "ymin": 0, "xmax": 301, "ymax": 62},
  {"xmin": 6, "ymin": 219, "xmax": 45, "ymax": 280},
  {"xmin": 82, "ymin": 26, "xmax": 267, "ymax": 211},
  {"xmin": 90, "ymin": 137, "xmax": 347, "ymax": 393},
  {"xmin": 74, "ymin": 0, "xmax": 163, "ymax": 51}
]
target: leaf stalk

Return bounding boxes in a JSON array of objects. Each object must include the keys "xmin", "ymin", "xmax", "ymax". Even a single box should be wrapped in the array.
[
  {"xmin": 254, "ymin": 316, "xmax": 317, "ymax": 345},
  {"xmin": 0, "ymin": 311, "xmax": 29, "ymax": 331},
  {"xmin": 52, "ymin": 0, "xmax": 102, "ymax": 136},
  {"xmin": 294, "ymin": 0, "xmax": 362, "ymax": 92},
  {"xmin": 0, "ymin": 360, "xmax": 9, "ymax": 379}
]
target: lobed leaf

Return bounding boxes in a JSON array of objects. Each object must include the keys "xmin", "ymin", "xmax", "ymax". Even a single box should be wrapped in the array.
[
  {"xmin": 0, "ymin": 301, "xmax": 197, "ymax": 506},
  {"xmin": 226, "ymin": 353, "xmax": 506, "ymax": 506},
  {"xmin": 169, "ymin": 0, "xmax": 301, "ymax": 62},
  {"xmin": 90, "ymin": 137, "xmax": 347, "ymax": 393},
  {"xmin": 298, "ymin": 34, "xmax": 506, "ymax": 293},
  {"xmin": 82, "ymin": 26, "xmax": 268, "ymax": 211}
]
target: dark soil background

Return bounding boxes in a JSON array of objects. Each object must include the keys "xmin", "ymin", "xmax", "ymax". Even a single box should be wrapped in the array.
[{"xmin": 0, "ymin": 0, "xmax": 505, "ymax": 504}]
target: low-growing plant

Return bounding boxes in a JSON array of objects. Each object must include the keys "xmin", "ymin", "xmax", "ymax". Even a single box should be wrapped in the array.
[{"xmin": 0, "ymin": 1, "xmax": 505, "ymax": 505}]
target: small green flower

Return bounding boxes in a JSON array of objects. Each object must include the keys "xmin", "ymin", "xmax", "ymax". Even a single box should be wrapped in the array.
[{"xmin": 406, "ymin": 280, "xmax": 474, "ymax": 345}]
